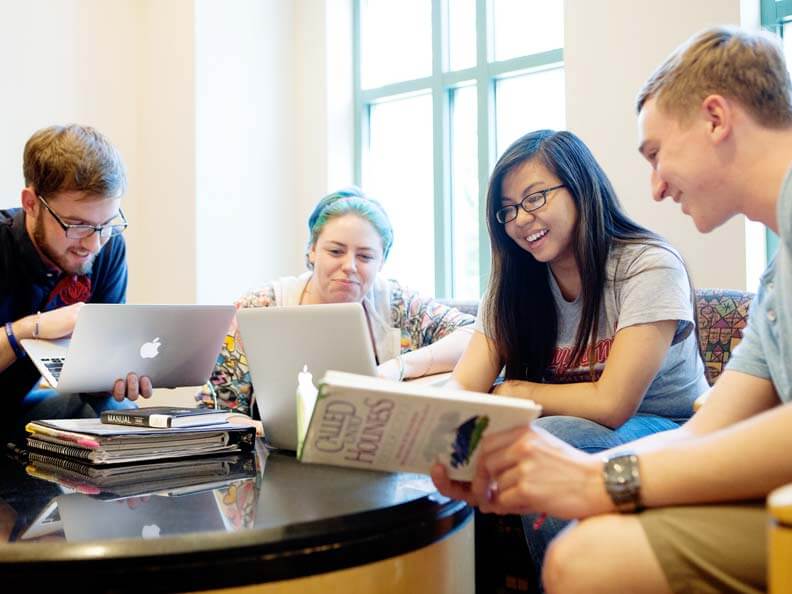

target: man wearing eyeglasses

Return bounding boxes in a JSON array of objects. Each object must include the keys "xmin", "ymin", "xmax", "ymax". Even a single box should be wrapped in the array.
[{"xmin": 0, "ymin": 124, "xmax": 151, "ymax": 441}]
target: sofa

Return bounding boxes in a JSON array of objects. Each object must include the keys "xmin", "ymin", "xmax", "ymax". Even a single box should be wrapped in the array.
[{"xmin": 443, "ymin": 288, "xmax": 754, "ymax": 594}]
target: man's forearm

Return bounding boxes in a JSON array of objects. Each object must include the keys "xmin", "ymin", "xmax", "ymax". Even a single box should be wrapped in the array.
[{"xmin": 637, "ymin": 402, "xmax": 792, "ymax": 506}]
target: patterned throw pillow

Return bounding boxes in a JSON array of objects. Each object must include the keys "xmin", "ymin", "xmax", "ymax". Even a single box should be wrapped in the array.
[{"xmin": 695, "ymin": 288, "xmax": 754, "ymax": 386}]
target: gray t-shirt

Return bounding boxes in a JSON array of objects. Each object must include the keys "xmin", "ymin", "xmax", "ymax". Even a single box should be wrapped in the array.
[{"xmin": 475, "ymin": 241, "xmax": 708, "ymax": 423}]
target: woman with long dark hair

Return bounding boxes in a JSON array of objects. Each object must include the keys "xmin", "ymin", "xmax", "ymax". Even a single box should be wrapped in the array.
[{"xmin": 445, "ymin": 129, "xmax": 708, "ymax": 582}]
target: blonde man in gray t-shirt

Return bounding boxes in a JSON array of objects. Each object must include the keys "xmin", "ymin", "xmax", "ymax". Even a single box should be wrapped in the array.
[{"xmin": 434, "ymin": 27, "xmax": 792, "ymax": 594}]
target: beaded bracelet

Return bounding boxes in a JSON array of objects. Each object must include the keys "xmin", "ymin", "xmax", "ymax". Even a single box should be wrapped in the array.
[{"xmin": 4, "ymin": 322, "xmax": 26, "ymax": 360}]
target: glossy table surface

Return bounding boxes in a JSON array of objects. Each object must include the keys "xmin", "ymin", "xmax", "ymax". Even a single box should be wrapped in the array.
[{"xmin": 0, "ymin": 442, "xmax": 471, "ymax": 591}]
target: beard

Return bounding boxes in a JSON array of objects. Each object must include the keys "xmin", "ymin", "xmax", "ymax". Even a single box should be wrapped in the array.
[{"xmin": 32, "ymin": 215, "xmax": 95, "ymax": 275}]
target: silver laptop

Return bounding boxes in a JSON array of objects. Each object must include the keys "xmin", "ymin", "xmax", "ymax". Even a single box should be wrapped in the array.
[
  {"xmin": 21, "ymin": 304, "xmax": 235, "ymax": 393},
  {"xmin": 237, "ymin": 303, "xmax": 378, "ymax": 451}
]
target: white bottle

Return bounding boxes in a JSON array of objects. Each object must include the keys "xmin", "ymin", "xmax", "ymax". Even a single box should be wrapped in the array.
[{"xmin": 295, "ymin": 365, "xmax": 318, "ymax": 455}]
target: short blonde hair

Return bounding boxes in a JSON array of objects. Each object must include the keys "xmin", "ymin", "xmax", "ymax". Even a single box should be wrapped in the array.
[
  {"xmin": 23, "ymin": 124, "xmax": 127, "ymax": 199},
  {"xmin": 637, "ymin": 26, "xmax": 792, "ymax": 128}
]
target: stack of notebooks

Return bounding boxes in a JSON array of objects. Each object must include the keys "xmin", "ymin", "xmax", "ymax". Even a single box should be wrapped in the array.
[
  {"xmin": 25, "ymin": 417, "xmax": 257, "ymax": 465},
  {"xmin": 23, "ymin": 411, "xmax": 259, "ymax": 500}
]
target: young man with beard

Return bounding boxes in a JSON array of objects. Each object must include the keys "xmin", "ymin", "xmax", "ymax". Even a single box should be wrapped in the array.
[
  {"xmin": 0, "ymin": 124, "xmax": 152, "ymax": 442},
  {"xmin": 432, "ymin": 27, "xmax": 792, "ymax": 594}
]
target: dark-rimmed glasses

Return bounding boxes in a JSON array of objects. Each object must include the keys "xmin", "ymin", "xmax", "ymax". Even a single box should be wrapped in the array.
[
  {"xmin": 495, "ymin": 184, "xmax": 566, "ymax": 224},
  {"xmin": 37, "ymin": 195, "xmax": 128, "ymax": 239}
]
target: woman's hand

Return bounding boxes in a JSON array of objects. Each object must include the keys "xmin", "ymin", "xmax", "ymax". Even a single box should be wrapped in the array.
[
  {"xmin": 377, "ymin": 357, "xmax": 402, "ymax": 381},
  {"xmin": 431, "ymin": 425, "xmax": 613, "ymax": 519},
  {"xmin": 492, "ymin": 379, "xmax": 538, "ymax": 400}
]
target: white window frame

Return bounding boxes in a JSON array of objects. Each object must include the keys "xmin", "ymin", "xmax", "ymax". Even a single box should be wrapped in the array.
[{"xmin": 353, "ymin": 0, "xmax": 564, "ymax": 297}]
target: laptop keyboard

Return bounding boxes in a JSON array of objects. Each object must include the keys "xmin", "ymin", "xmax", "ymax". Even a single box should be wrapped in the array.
[{"xmin": 40, "ymin": 357, "xmax": 64, "ymax": 380}]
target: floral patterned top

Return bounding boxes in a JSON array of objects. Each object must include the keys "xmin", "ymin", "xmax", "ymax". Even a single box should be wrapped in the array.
[{"xmin": 196, "ymin": 273, "xmax": 474, "ymax": 415}]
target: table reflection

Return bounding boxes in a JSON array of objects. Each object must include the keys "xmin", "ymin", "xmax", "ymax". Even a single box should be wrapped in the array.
[{"xmin": 2, "ymin": 440, "xmax": 439, "ymax": 545}]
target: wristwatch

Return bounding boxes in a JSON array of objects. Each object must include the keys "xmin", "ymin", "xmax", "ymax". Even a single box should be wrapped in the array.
[{"xmin": 602, "ymin": 451, "xmax": 642, "ymax": 513}]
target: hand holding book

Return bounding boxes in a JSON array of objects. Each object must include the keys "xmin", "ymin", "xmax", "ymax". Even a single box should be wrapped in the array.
[{"xmin": 296, "ymin": 370, "xmax": 542, "ymax": 481}]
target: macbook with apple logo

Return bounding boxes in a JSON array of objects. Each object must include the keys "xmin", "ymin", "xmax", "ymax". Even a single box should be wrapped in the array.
[
  {"xmin": 236, "ymin": 303, "xmax": 378, "ymax": 451},
  {"xmin": 20, "ymin": 304, "xmax": 235, "ymax": 394}
]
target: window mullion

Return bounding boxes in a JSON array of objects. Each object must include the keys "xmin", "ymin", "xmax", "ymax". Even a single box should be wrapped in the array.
[
  {"xmin": 432, "ymin": 0, "xmax": 452, "ymax": 298},
  {"xmin": 476, "ymin": 0, "xmax": 493, "ymax": 296},
  {"xmin": 353, "ymin": 0, "xmax": 363, "ymax": 186}
]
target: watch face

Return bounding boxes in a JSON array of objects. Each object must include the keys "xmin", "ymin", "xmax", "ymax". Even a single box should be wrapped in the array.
[{"xmin": 604, "ymin": 453, "xmax": 641, "ymax": 511}]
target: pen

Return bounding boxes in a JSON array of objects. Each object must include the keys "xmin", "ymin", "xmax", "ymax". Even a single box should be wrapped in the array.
[{"xmin": 533, "ymin": 512, "xmax": 547, "ymax": 530}]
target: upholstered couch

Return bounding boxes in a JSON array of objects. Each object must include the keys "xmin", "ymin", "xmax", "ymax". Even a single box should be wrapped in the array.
[{"xmin": 443, "ymin": 288, "xmax": 754, "ymax": 594}]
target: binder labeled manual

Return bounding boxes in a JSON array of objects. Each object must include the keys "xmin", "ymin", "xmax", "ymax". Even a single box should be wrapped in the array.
[{"xmin": 26, "ymin": 417, "xmax": 257, "ymax": 465}]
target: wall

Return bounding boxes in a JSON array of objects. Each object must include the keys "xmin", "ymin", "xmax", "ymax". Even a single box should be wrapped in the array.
[
  {"xmin": 131, "ymin": 0, "xmax": 196, "ymax": 304},
  {"xmin": 0, "ymin": 0, "xmax": 139, "ymax": 211},
  {"xmin": 195, "ymin": 0, "xmax": 300, "ymax": 304},
  {"xmin": 565, "ymin": 0, "xmax": 760, "ymax": 290},
  {"xmin": 293, "ymin": 0, "xmax": 355, "ymax": 271},
  {"xmin": 0, "ymin": 0, "xmax": 767, "ymax": 307}
]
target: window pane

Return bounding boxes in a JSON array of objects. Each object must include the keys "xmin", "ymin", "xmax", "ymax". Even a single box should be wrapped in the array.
[
  {"xmin": 364, "ymin": 93, "xmax": 435, "ymax": 296},
  {"xmin": 492, "ymin": 0, "xmax": 564, "ymax": 62},
  {"xmin": 448, "ymin": 0, "xmax": 477, "ymax": 71},
  {"xmin": 361, "ymin": 0, "xmax": 432, "ymax": 89},
  {"xmin": 495, "ymin": 67, "xmax": 565, "ymax": 157},
  {"xmin": 450, "ymin": 85, "xmax": 480, "ymax": 299}
]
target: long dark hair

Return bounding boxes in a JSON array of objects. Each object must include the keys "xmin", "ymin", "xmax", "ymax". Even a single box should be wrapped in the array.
[{"xmin": 484, "ymin": 130, "xmax": 665, "ymax": 381}]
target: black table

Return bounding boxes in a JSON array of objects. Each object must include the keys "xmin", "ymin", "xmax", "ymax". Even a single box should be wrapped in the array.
[{"xmin": 0, "ymin": 443, "xmax": 473, "ymax": 593}]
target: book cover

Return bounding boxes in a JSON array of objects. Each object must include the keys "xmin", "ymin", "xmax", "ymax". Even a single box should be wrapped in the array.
[
  {"xmin": 101, "ymin": 406, "xmax": 233, "ymax": 428},
  {"xmin": 297, "ymin": 370, "xmax": 542, "ymax": 481},
  {"xmin": 25, "ymin": 418, "xmax": 257, "ymax": 465}
]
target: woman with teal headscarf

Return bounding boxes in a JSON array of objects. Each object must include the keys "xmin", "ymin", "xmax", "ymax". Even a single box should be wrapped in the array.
[{"xmin": 197, "ymin": 187, "xmax": 475, "ymax": 415}]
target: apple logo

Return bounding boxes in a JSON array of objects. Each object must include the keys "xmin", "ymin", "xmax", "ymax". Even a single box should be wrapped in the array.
[
  {"xmin": 139, "ymin": 337, "xmax": 161, "ymax": 359},
  {"xmin": 141, "ymin": 524, "xmax": 161, "ymax": 539}
]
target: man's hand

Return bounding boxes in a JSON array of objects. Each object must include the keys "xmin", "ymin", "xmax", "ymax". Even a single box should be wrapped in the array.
[
  {"xmin": 112, "ymin": 374, "xmax": 153, "ymax": 402},
  {"xmin": 431, "ymin": 425, "xmax": 614, "ymax": 519}
]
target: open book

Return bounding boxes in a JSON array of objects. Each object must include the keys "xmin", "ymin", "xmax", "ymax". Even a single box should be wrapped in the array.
[{"xmin": 297, "ymin": 370, "xmax": 542, "ymax": 481}]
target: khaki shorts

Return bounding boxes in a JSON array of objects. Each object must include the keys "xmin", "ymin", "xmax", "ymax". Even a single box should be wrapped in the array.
[{"xmin": 639, "ymin": 503, "xmax": 766, "ymax": 594}]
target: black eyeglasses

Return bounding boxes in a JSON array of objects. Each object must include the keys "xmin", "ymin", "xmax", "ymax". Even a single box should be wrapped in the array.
[
  {"xmin": 495, "ymin": 184, "xmax": 566, "ymax": 224},
  {"xmin": 37, "ymin": 195, "xmax": 128, "ymax": 239}
]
